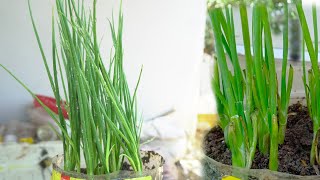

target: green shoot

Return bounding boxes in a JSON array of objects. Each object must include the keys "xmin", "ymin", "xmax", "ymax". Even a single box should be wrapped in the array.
[
  {"xmin": 296, "ymin": 0, "xmax": 320, "ymax": 165},
  {"xmin": 1, "ymin": 0, "xmax": 143, "ymax": 175},
  {"xmin": 208, "ymin": 1, "xmax": 293, "ymax": 171}
]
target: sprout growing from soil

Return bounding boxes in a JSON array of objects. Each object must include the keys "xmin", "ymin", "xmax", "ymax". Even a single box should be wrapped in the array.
[
  {"xmin": 296, "ymin": 0, "xmax": 320, "ymax": 165},
  {"xmin": 0, "ymin": 0, "xmax": 143, "ymax": 175},
  {"xmin": 208, "ymin": 1, "xmax": 293, "ymax": 170}
]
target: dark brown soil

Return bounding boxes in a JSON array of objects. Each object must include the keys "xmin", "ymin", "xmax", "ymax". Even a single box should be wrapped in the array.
[{"xmin": 203, "ymin": 103, "xmax": 318, "ymax": 176}]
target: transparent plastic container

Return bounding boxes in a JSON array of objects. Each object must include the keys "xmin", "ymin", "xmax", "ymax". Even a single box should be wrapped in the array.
[
  {"xmin": 51, "ymin": 150, "xmax": 165, "ymax": 180},
  {"xmin": 202, "ymin": 155, "xmax": 319, "ymax": 180},
  {"xmin": 202, "ymin": 97, "xmax": 315, "ymax": 180},
  {"xmin": 202, "ymin": 96, "xmax": 316, "ymax": 179}
]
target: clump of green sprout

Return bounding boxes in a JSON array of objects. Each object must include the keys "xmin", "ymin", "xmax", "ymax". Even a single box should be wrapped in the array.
[
  {"xmin": 208, "ymin": 0, "xmax": 293, "ymax": 170},
  {"xmin": 1, "ymin": 0, "xmax": 143, "ymax": 176},
  {"xmin": 297, "ymin": 0, "xmax": 320, "ymax": 166}
]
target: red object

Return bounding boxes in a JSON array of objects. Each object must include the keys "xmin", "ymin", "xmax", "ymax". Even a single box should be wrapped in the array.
[
  {"xmin": 61, "ymin": 174, "xmax": 70, "ymax": 180},
  {"xmin": 33, "ymin": 94, "xmax": 69, "ymax": 119}
]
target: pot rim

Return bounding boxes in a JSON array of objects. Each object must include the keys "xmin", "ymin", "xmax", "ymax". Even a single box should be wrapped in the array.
[
  {"xmin": 203, "ymin": 155, "xmax": 320, "ymax": 179},
  {"xmin": 52, "ymin": 150, "xmax": 165, "ymax": 179}
]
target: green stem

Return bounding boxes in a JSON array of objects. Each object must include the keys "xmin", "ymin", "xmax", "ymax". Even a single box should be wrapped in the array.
[{"xmin": 269, "ymin": 115, "xmax": 279, "ymax": 171}]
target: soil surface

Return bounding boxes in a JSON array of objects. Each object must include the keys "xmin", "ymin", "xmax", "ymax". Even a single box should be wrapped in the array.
[{"xmin": 203, "ymin": 103, "xmax": 318, "ymax": 176}]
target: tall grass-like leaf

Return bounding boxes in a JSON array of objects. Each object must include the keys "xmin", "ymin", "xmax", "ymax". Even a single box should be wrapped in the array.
[
  {"xmin": 1, "ymin": 0, "xmax": 143, "ymax": 175},
  {"xmin": 297, "ymin": 1, "xmax": 320, "ymax": 165},
  {"xmin": 208, "ymin": 1, "xmax": 293, "ymax": 170}
]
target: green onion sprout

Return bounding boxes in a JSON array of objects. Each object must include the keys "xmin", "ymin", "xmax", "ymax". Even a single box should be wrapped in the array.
[
  {"xmin": 208, "ymin": 1, "xmax": 293, "ymax": 170},
  {"xmin": 1, "ymin": 0, "xmax": 143, "ymax": 175},
  {"xmin": 296, "ymin": 0, "xmax": 320, "ymax": 166}
]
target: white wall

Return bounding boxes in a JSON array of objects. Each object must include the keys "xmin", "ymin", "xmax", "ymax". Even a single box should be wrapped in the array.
[
  {"xmin": 0, "ymin": 0, "xmax": 206, "ymax": 132},
  {"xmin": 232, "ymin": 4, "xmax": 320, "ymax": 60}
]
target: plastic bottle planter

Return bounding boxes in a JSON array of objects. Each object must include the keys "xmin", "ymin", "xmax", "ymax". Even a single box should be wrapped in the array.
[
  {"xmin": 202, "ymin": 97, "xmax": 317, "ymax": 180},
  {"xmin": 51, "ymin": 151, "xmax": 165, "ymax": 180},
  {"xmin": 202, "ymin": 156, "xmax": 318, "ymax": 180}
]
